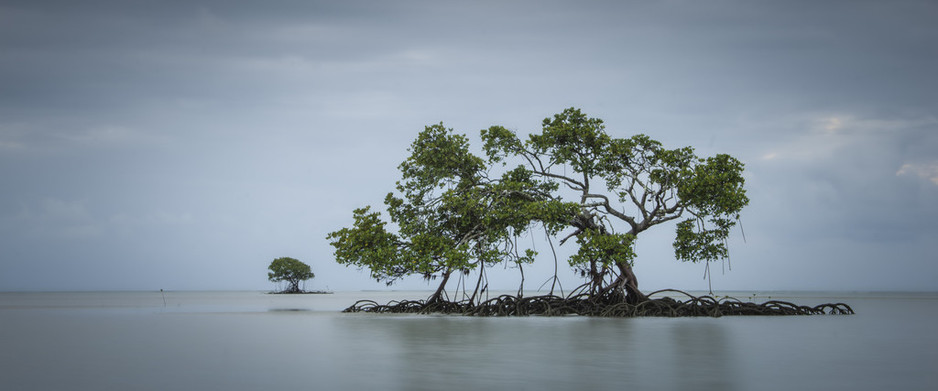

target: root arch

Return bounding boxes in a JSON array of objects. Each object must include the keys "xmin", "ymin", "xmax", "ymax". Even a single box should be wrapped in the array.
[{"xmin": 343, "ymin": 289, "xmax": 854, "ymax": 317}]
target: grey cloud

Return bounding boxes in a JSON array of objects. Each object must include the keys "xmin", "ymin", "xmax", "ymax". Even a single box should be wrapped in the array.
[{"xmin": 2, "ymin": 0, "xmax": 937, "ymax": 291}]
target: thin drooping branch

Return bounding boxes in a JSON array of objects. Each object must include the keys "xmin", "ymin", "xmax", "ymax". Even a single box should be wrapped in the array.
[{"xmin": 545, "ymin": 225, "xmax": 561, "ymax": 296}]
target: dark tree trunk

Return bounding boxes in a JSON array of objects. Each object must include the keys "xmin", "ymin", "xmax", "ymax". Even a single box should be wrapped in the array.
[
  {"xmin": 428, "ymin": 270, "xmax": 452, "ymax": 303},
  {"xmin": 289, "ymin": 279, "xmax": 302, "ymax": 293},
  {"xmin": 620, "ymin": 262, "xmax": 646, "ymax": 304},
  {"xmin": 470, "ymin": 260, "xmax": 484, "ymax": 305},
  {"xmin": 589, "ymin": 259, "xmax": 603, "ymax": 295}
]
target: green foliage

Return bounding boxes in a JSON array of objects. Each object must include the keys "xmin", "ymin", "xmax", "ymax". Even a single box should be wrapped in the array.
[
  {"xmin": 331, "ymin": 108, "xmax": 748, "ymax": 299},
  {"xmin": 480, "ymin": 107, "xmax": 749, "ymax": 268},
  {"xmin": 678, "ymin": 154, "xmax": 749, "ymax": 216},
  {"xmin": 267, "ymin": 257, "xmax": 314, "ymax": 293},
  {"xmin": 328, "ymin": 123, "xmax": 574, "ymax": 292},
  {"xmin": 569, "ymin": 230, "xmax": 637, "ymax": 269},
  {"xmin": 671, "ymin": 153, "xmax": 748, "ymax": 263},
  {"xmin": 531, "ymin": 108, "xmax": 610, "ymax": 176},
  {"xmin": 673, "ymin": 218, "xmax": 732, "ymax": 263},
  {"xmin": 326, "ymin": 207, "xmax": 403, "ymax": 282}
]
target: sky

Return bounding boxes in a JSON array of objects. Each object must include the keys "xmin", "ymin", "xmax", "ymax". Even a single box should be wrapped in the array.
[{"xmin": 1, "ymin": 0, "xmax": 936, "ymax": 292}]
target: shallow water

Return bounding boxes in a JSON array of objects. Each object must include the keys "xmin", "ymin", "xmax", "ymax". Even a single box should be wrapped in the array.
[{"xmin": 1, "ymin": 291, "xmax": 936, "ymax": 390}]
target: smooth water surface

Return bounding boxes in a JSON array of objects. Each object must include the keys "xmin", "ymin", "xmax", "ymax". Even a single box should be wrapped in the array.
[{"xmin": 1, "ymin": 291, "xmax": 936, "ymax": 390}]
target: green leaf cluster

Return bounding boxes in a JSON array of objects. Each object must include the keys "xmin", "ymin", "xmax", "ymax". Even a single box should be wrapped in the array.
[{"xmin": 569, "ymin": 230, "xmax": 637, "ymax": 269}]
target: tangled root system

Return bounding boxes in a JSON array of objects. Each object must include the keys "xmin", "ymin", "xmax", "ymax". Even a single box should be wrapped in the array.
[{"xmin": 342, "ymin": 289, "xmax": 854, "ymax": 317}]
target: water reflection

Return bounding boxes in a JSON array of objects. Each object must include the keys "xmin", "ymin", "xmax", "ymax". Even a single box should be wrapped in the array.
[{"xmin": 335, "ymin": 315, "xmax": 736, "ymax": 391}]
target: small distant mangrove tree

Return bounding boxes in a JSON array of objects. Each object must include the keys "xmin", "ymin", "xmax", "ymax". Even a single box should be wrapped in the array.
[
  {"xmin": 327, "ymin": 108, "xmax": 853, "ymax": 316},
  {"xmin": 268, "ymin": 257, "xmax": 315, "ymax": 293}
]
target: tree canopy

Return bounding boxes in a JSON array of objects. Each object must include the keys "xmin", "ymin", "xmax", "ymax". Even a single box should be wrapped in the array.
[
  {"xmin": 327, "ymin": 123, "xmax": 574, "ymax": 302},
  {"xmin": 267, "ymin": 257, "xmax": 315, "ymax": 293},
  {"xmin": 482, "ymin": 108, "xmax": 748, "ymax": 302},
  {"xmin": 328, "ymin": 108, "xmax": 748, "ymax": 305}
]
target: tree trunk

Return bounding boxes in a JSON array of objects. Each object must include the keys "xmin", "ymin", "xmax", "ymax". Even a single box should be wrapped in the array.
[
  {"xmin": 589, "ymin": 259, "xmax": 602, "ymax": 295},
  {"xmin": 618, "ymin": 262, "xmax": 646, "ymax": 304},
  {"xmin": 428, "ymin": 269, "xmax": 452, "ymax": 303}
]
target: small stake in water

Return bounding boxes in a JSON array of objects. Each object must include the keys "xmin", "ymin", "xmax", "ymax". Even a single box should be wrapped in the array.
[{"xmin": 160, "ymin": 289, "xmax": 166, "ymax": 307}]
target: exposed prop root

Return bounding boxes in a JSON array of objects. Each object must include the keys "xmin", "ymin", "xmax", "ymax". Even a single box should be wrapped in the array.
[{"xmin": 342, "ymin": 289, "xmax": 854, "ymax": 317}]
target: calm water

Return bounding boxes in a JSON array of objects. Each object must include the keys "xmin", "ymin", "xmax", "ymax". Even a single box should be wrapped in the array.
[{"xmin": 1, "ymin": 290, "xmax": 936, "ymax": 391}]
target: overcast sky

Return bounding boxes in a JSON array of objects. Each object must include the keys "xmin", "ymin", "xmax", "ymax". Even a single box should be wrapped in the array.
[{"xmin": 2, "ymin": 0, "xmax": 936, "ymax": 292}]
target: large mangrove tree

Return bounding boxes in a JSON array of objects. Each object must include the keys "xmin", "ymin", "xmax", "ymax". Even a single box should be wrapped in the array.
[{"xmin": 327, "ymin": 109, "xmax": 852, "ymax": 316}]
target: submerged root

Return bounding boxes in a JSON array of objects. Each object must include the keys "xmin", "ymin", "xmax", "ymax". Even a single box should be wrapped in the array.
[{"xmin": 342, "ymin": 289, "xmax": 855, "ymax": 317}]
